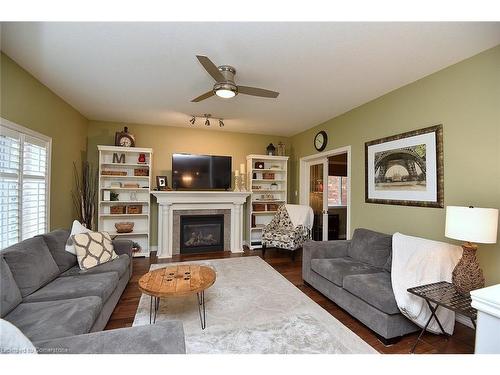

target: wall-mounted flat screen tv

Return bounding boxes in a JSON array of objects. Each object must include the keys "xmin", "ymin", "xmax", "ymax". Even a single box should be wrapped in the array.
[{"xmin": 172, "ymin": 153, "xmax": 232, "ymax": 190}]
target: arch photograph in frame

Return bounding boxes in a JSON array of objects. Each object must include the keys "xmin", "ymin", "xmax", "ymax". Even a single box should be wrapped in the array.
[{"xmin": 365, "ymin": 125, "xmax": 444, "ymax": 208}]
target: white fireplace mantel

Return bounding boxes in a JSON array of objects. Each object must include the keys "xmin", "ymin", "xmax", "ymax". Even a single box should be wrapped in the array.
[{"xmin": 151, "ymin": 191, "xmax": 250, "ymax": 258}]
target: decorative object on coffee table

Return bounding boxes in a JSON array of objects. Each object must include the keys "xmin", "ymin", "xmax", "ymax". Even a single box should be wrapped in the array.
[
  {"xmin": 115, "ymin": 126, "xmax": 135, "ymax": 147},
  {"xmin": 407, "ymin": 281, "xmax": 477, "ymax": 353},
  {"xmin": 365, "ymin": 124, "xmax": 443, "ymax": 208},
  {"xmin": 115, "ymin": 222, "xmax": 134, "ymax": 233},
  {"xmin": 138, "ymin": 265, "xmax": 216, "ymax": 328},
  {"xmin": 445, "ymin": 205, "xmax": 499, "ymax": 295}
]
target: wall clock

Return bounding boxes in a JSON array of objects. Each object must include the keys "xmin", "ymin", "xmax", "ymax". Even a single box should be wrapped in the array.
[
  {"xmin": 115, "ymin": 127, "xmax": 135, "ymax": 147},
  {"xmin": 314, "ymin": 130, "xmax": 328, "ymax": 151}
]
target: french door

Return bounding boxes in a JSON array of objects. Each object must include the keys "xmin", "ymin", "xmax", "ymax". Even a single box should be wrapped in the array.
[{"xmin": 305, "ymin": 158, "xmax": 329, "ymax": 241}]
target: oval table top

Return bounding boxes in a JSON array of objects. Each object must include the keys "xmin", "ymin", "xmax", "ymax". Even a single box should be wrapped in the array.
[{"xmin": 138, "ymin": 264, "xmax": 216, "ymax": 298}]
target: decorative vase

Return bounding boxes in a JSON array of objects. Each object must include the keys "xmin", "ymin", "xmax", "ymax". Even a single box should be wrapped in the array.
[{"xmin": 452, "ymin": 243, "xmax": 485, "ymax": 295}]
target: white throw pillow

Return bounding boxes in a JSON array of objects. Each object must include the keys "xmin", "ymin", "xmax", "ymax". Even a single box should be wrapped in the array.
[
  {"xmin": 65, "ymin": 220, "xmax": 91, "ymax": 255},
  {"xmin": 0, "ymin": 319, "xmax": 37, "ymax": 354},
  {"xmin": 72, "ymin": 231, "xmax": 118, "ymax": 270}
]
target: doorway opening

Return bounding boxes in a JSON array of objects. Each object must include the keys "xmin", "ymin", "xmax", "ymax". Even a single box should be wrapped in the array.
[{"xmin": 300, "ymin": 146, "xmax": 351, "ymax": 241}]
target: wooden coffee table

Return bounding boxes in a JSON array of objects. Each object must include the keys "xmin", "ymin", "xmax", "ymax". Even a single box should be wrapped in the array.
[{"xmin": 138, "ymin": 264, "xmax": 216, "ymax": 329}]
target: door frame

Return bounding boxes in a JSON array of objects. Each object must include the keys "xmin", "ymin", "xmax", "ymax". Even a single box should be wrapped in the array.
[{"xmin": 299, "ymin": 145, "xmax": 352, "ymax": 240}]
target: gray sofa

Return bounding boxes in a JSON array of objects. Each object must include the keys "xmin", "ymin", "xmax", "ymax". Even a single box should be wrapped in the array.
[
  {"xmin": 302, "ymin": 228, "xmax": 419, "ymax": 343},
  {"xmin": 1, "ymin": 229, "xmax": 185, "ymax": 354}
]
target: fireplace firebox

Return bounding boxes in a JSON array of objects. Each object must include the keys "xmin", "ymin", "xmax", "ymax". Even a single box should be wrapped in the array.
[{"xmin": 180, "ymin": 214, "xmax": 224, "ymax": 254}]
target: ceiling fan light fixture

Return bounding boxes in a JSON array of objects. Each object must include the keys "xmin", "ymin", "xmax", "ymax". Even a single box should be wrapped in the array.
[
  {"xmin": 213, "ymin": 82, "xmax": 237, "ymax": 99},
  {"xmin": 215, "ymin": 88, "xmax": 236, "ymax": 99}
]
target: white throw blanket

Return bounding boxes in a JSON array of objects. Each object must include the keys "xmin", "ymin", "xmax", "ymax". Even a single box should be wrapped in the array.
[
  {"xmin": 285, "ymin": 204, "xmax": 314, "ymax": 229},
  {"xmin": 391, "ymin": 232, "xmax": 462, "ymax": 334}
]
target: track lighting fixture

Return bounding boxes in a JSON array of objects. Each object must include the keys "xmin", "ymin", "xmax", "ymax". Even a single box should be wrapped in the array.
[{"xmin": 188, "ymin": 114, "xmax": 226, "ymax": 128}]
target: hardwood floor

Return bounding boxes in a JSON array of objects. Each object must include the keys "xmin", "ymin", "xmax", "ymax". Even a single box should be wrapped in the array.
[{"xmin": 105, "ymin": 248, "xmax": 475, "ymax": 354}]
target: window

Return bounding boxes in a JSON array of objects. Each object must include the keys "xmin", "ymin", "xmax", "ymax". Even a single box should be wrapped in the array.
[
  {"xmin": 1, "ymin": 119, "xmax": 51, "ymax": 249},
  {"xmin": 328, "ymin": 176, "xmax": 348, "ymax": 206}
]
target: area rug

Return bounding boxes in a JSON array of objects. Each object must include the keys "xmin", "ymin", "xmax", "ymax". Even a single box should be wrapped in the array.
[{"xmin": 132, "ymin": 256, "xmax": 377, "ymax": 354}]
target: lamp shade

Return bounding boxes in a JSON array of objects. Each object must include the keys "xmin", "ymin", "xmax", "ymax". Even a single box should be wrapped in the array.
[{"xmin": 445, "ymin": 206, "xmax": 499, "ymax": 244}]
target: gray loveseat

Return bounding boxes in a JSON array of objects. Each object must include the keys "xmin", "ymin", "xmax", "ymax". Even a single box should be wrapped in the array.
[
  {"xmin": 1, "ymin": 229, "xmax": 185, "ymax": 354},
  {"xmin": 302, "ymin": 228, "xmax": 419, "ymax": 343}
]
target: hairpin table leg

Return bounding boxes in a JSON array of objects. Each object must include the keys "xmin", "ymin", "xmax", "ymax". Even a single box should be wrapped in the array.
[{"xmin": 197, "ymin": 291, "xmax": 206, "ymax": 329}]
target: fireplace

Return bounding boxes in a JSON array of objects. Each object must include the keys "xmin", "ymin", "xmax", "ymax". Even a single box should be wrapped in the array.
[{"xmin": 180, "ymin": 214, "xmax": 224, "ymax": 254}]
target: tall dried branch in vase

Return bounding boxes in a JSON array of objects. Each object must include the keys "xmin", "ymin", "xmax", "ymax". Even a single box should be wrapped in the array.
[{"xmin": 72, "ymin": 161, "xmax": 98, "ymax": 230}]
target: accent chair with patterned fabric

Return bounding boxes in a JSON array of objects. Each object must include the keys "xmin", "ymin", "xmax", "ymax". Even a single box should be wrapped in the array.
[{"xmin": 261, "ymin": 204, "xmax": 314, "ymax": 261}]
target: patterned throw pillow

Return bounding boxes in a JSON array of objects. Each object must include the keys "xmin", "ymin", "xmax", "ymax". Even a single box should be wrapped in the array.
[{"xmin": 72, "ymin": 231, "xmax": 118, "ymax": 270}]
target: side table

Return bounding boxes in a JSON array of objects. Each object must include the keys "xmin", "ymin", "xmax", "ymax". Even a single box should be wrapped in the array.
[{"xmin": 407, "ymin": 281, "xmax": 477, "ymax": 353}]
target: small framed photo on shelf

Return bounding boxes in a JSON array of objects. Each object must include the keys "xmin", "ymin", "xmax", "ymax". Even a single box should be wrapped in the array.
[{"xmin": 156, "ymin": 176, "xmax": 168, "ymax": 191}]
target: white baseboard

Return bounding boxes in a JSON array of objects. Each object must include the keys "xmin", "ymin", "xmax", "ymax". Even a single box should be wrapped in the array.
[{"xmin": 456, "ymin": 313, "xmax": 475, "ymax": 329}]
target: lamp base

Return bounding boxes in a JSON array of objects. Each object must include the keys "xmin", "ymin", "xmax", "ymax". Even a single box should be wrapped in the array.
[{"xmin": 452, "ymin": 242, "xmax": 485, "ymax": 295}]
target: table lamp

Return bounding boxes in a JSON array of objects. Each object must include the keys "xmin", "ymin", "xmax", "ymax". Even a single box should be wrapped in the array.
[{"xmin": 445, "ymin": 206, "xmax": 499, "ymax": 295}]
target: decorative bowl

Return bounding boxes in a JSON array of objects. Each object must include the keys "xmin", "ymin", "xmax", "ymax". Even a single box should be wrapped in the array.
[{"xmin": 115, "ymin": 222, "xmax": 134, "ymax": 233}]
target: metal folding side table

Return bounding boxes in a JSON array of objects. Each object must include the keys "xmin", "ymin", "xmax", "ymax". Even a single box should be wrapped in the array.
[{"xmin": 407, "ymin": 281, "xmax": 477, "ymax": 353}]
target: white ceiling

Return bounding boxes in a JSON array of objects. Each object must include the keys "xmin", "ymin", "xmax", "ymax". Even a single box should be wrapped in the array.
[{"xmin": 2, "ymin": 22, "xmax": 499, "ymax": 136}]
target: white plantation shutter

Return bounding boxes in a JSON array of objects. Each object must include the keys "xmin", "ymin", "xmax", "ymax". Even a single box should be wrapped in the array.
[{"xmin": 1, "ymin": 119, "xmax": 51, "ymax": 249}]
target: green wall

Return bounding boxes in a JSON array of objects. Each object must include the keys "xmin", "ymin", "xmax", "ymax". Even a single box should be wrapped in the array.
[
  {"xmin": 290, "ymin": 46, "xmax": 500, "ymax": 285},
  {"xmin": 1, "ymin": 53, "xmax": 89, "ymax": 230},
  {"xmin": 87, "ymin": 120, "xmax": 290, "ymax": 246}
]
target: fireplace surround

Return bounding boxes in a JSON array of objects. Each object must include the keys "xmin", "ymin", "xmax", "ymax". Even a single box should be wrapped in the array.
[{"xmin": 151, "ymin": 191, "xmax": 250, "ymax": 258}]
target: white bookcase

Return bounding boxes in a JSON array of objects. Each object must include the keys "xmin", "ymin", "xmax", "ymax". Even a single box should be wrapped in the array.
[
  {"xmin": 246, "ymin": 154, "xmax": 289, "ymax": 250},
  {"xmin": 97, "ymin": 145, "xmax": 153, "ymax": 257}
]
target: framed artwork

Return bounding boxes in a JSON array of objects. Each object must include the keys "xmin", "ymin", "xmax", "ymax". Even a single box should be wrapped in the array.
[
  {"xmin": 365, "ymin": 124, "xmax": 443, "ymax": 208},
  {"xmin": 156, "ymin": 176, "xmax": 168, "ymax": 191}
]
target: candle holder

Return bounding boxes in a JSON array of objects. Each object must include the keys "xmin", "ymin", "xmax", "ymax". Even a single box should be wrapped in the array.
[
  {"xmin": 240, "ymin": 174, "xmax": 247, "ymax": 192},
  {"xmin": 233, "ymin": 175, "xmax": 241, "ymax": 192}
]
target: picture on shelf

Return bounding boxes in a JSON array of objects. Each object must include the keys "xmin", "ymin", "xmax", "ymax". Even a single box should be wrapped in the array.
[{"xmin": 156, "ymin": 175, "xmax": 168, "ymax": 191}]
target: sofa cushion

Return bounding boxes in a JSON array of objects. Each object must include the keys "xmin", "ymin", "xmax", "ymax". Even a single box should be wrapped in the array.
[
  {"xmin": 4, "ymin": 296, "xmax": 102, "ymax": 342},
  {"xmin": 37, "ymin": 229, "xmax": 77, "ymax": 273},
  {"xmin": 1, "ymin": 237, "xmax": 60, "ymax": 297},
  {"xmin": 23, "ymin": 272, "xmax": 119, "ymax": 303},
  {"xmin": 343, "ymin": 272, "xmax": 400, "ymax": 315},
  {"xmin": 60, "ymin": 254, "xmax": 130, "ymax": 279},
  {"xmin": 310, "ymin": 257, "xmax": 383, "ymax": 286},
  {"xmin": 348, "ymin": 228, "xmax": 392, "ymax": 268},
  {"xmin": 1, "ymin": 258, "xmax": 22, "ymax": 317}
]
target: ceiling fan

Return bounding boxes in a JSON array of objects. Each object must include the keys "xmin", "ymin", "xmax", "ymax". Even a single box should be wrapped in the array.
[{"xmin": 191, "ymin": 55, "xmax": 279, "ymax": 102}]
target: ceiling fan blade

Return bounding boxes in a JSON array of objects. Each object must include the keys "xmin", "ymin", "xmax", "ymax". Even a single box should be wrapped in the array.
[
  {"xmin": 237, "ymin": 85, "xmax": 279, "ymax": 98},
  {"xmin": 191, "ymin": 90, "xmax": 215, "ymax": 102},
  {"xmin": 196, "ymin": 55, "xmax": 225, "ymax": 82}
]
